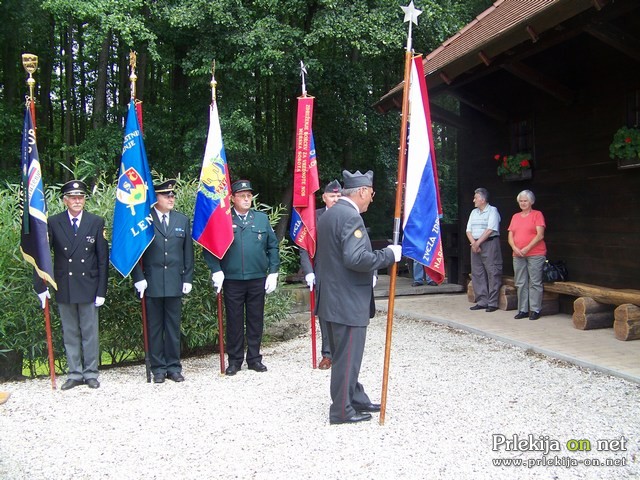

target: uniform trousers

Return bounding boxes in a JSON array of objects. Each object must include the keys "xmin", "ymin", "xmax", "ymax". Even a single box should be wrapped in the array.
[
  {"xmin": 145, "ymin": 296, "xmax": 182, "ymax": 375},
  {"xmin": 58, "ymin": 302, "xmax": 100, "ymax": 381},
  {"xmin": 327, "ymin": 321, "xmax": 372, "ymax": 422},
  {"xmin": 318, "ymin": 317, "xmax": 331, "ymax": 358},
  {"xmin": 470, "ymin": 237, "xmax": 503, "ymax": 308},
  {"xmin": 223, "ymin": 278, "xmax": 266, "ymax": 366}
]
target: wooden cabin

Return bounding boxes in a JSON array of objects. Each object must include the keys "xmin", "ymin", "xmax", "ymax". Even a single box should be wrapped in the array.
[{"xmin": 376, "ymin": 0, "xmax": 640, "ymax": 289}]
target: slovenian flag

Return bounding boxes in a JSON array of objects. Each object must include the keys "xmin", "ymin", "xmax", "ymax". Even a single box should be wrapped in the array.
[
  {"xmin": 192, "ymin": 100, "xmax": 233, "ymax": 258},
  {"xmin": 290, "ymin": 96, "xmax": 320, "ymax": 258},
  {"xmin": 402, "ymin": 56, "xmax": 445, "ymax": 284},
  {"xmin": 110, "ymin": 100, "xmax": 156, "ymax": 277},
  {"xmin": 20, "ymin": 104, "xmax": 57, "ymax": 290}
]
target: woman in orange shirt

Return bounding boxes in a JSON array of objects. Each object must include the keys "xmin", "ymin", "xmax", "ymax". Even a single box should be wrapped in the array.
[{"xmin": 508, "ymin": 190, "xmax": 546, "ymax": 320}]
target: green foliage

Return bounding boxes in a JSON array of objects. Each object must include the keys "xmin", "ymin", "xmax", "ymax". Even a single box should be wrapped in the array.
[
  {"xmin": 609, "ymin": 126, "xmax": 640, "ymax": 160},
  {"xmin": 0, "ymin": 178, "xmax": 294, "ymax": 375},
  {"xmin": 494, "ymin": 152, "xmax": 532, "ymax": 176}
]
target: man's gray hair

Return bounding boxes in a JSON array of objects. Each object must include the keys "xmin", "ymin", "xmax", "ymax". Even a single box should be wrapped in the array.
[
  {"xmin": 517, "ymin": 189, "xmax": 536, "ymax": 204},
  {"xmin": 341, "ymin": 186, "xmax": 362, "ymax": 197},
  {"xmin": 474, "ymin": 187, "xmax": 489, "ymax": 201}
]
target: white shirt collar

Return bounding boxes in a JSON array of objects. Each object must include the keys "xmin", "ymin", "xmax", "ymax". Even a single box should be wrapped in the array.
[
  {"xmin": 154, "ymin": 207, "xmax": 169, "ymax": 220},
  {"xmin": 68, "ymin": 211, "xmax": 83, "ymax": 224}
]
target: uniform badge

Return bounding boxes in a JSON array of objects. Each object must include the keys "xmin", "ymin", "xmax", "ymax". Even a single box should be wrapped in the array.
[
  {"xmin": 354, "ymin": 229, "xmax": 363, "ymax": 238},
  {"xmin": 86, "ymin": 236, "xmax": 96, "ymax": 243}
]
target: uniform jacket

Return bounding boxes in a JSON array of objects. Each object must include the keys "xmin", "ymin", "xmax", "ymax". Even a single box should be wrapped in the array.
[
  {"xmin": 132, "ymin": 209, "xmax": 194, "ymax": 297},
  {"xmin": 204, "ymin": 209, "xmax": 279, "ymax": 280},
  {"xmin": 299, "ymin": 207, "xmax": 326, "ymax": 275},
  {"xmin": 315, "ymin": 198, "xmax": 395, "ymax": 327},
  {"xmin": 46, "ymin": 210, "xmax": 109, "ymax": 304}
]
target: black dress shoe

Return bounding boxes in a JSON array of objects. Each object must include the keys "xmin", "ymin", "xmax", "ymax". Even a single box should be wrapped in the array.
[
  {"xmin": 153, "ymin": 373, "xmax": 165, "ymax": 384},
  {"xmin": 353, "ymin": 403, "xmax": 381, "ymax": 413},
  {"xmin": 167, "ymin": 372, "xmax": 185, "ymax": 382},
  {"xmin": 485, "ymin": 306, "xmax": 498, "ymax": 312},
  {"xmin": 85, "ymin": 378, "xmax": 100, "ymax": 389},
  {"xmin": 411, "ymin": 281, "xmax": 424, "ymax": 287},
  {"xmin": 225, "ymin": 364, "xmax": 241, "ymax": 376},
  {"xmin": 426, "ymin": 280, "xmax": 438, "ymax": 286},
  {"xmin": 61, "ymin": 379, "xmax": 84, "ymax": 391},
  {"xmin": 330, "ymin": 412, "xmax": 372, "ymax": 425},
  {"xmin": 469, "ymin": 304, "xmax": 487, "ymax": 310},
  {"xmin": 514, "ymin": 311, "xmax": 529, "ymax": 319},
  {"xmin": 248, "ymin": 362, "xmax": 268, "ymax": 372},
  {"xmin": 529, "ymin": 311, "xmax": 541, "ymax": 320}
]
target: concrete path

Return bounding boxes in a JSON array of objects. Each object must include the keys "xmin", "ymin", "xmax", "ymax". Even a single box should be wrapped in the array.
[{"xmin": 374, "ymin": 275, "xmax": 640, "ymax": 384}]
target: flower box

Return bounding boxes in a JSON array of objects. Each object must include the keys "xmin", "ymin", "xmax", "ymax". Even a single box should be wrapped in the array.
[{"xmin": 502, "ymin": 168, "xmax": 532, "ymax": 182}]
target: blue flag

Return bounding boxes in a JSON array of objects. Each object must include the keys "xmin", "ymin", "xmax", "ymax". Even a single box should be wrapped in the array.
[
  {"xmin": 110, "ymin": 100, "xmax": 156, "ymax": 277},
  {"xmin": 20, "ymin": 105, "xmax": 57, "ymax": 290}
]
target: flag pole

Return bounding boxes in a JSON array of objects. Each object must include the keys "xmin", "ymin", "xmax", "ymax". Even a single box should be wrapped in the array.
[
  {"xmin": 23, "ymin": 53, "xmax": 57, "ymax": 390},
  {"xmin": 130, "ymin": 52, "xmax": 151, "ymax": 383},
  {"xmin": 211, "ymin": 61, "xmax": 227, "ymax": 375},
  {"xmin": 299, "ymin": 61, "xmax": 318, "ymax": 369},
  {"xmin": 380, "ymin": 2, "xmax": 422, "ymax": 425}
]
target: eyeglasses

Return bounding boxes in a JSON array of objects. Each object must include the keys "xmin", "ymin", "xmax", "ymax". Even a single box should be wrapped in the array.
[
  {"xmin": 234, "ymin": 192, "xmax": 253, "ymax": 199},
  {"xmin": 361, "ymin": 187, "xmax": 375, "ymax": 199},
  {"xmin": 160, "ymin": 192, "xmax": 176, "ymax": 198}
]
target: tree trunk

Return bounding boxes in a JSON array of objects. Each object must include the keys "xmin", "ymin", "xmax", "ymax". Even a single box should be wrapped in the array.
[{"xmin": 92, "ymin": 32, "xmax": 111, "ymax": 129}]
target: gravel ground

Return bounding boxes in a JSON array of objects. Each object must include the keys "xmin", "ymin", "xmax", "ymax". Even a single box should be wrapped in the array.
[{"xmin": 1, "ymin": 312, "xmax": 639, "ymax": 480}]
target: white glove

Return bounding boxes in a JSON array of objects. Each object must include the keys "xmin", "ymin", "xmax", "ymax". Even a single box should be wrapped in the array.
[
  {"xmin": 182, "ymin": 283, "xmax": 192, "ymax": 295},
  {"xmin": 211, "ymin": 271, "xmax": 225, "ymax": 293},
  {"xmin": 37, "ymin": 290, "xmax": 51, "ymax": 309},
  {"xmin": 94, "ymin": 296, "xmax": 105, "ymax": 307},
  {"xmin": 265, "ymin": 273, "xmax": 278, "ymax": 294},
  {"xmin": 305, "ymin": 273, "xmax": 315, "ymax": 291},
  {"xmin": 372, "ymin": 275, "xmax": 377, "ymax": 288},
  {"xmin": 134, "ymin": 279, "xmax": 148, "ymax": 298},
  {"xmin": 386, "ymin": 245, "xmax": 402, "ymax": 262}
]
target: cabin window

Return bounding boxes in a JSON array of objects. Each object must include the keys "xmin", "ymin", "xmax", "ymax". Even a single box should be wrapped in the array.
[
  {"xmin": 626, "ymin": 90, "xmax": 640, "ymax": 127},
  {"xmin": 509, "ymin": 117, "xmax": 534, "ymax": 157}
]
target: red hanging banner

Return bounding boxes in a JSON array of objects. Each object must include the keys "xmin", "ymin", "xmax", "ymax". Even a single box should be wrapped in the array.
[{"xmin": 293, "ymin": 96, "xmax": 314, "ymax": 207}]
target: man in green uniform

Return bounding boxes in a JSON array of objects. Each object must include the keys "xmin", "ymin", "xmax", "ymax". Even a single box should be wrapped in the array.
[{"xmin": 204, "ymin": 180, "xmax": 280, "ymax": 376}]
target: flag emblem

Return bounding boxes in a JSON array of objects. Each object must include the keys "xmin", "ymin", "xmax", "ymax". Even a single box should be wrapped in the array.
[{"xmin": 116, "ymin": 167, "xmax": 147, "ymax": 212}]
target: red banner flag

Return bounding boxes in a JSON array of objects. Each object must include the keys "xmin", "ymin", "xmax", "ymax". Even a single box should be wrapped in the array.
[{"xmin": 293, "ymin": 97, "xmax": 318, "ymax": 207}]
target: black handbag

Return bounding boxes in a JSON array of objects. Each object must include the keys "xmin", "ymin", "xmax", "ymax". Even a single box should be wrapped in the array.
[{"xmin": 542, "ymin": 260, "xmax": 568, "ymax": 283}]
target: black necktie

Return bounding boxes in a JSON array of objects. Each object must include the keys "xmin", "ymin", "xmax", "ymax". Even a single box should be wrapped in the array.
[
  {"xmin": 162, "ymin": 214, "xmax": 168, "ymax": 233},
  {"xmin": 72, "ymin": 218, "xmax": 78, "ymax": 234}
]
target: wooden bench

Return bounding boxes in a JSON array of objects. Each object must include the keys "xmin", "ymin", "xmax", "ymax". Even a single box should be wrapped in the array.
[{"xmin": 467, "ymin": 276, "xmax": 640, "ymax": 340}]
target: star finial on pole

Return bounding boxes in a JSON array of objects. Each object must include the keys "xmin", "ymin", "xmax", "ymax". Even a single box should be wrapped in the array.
[
  {"xmin": 401, "ymin": 1, "xmax": 422, "ymax": 52},
  {"xmin": 300, "ymin": 60, "xmax": 308, "ymax": 96}
]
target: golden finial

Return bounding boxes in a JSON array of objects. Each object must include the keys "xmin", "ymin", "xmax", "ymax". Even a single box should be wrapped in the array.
[
  {"xmin": 22, "ymin": 53, "xmax": 38, "ymax": 102},
  {"xmin": 211, "ymin": 60, "xmax": 217, "ymax": 103},
  {"xmin": 129, "ymin": 51, "xmax": 138, "ymax": 100}
]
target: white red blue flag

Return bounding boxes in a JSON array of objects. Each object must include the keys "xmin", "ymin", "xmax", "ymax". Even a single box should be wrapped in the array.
[
  {"xmin": 20, "ymin": 104, "xmax": 57, "ymax": 290},
  {"xmin": 110, "ymin": 100, "xmax": 156, "ymax": 277},
  {"xmin": 402, "ymin": 56, "xmax": 445, "ymax": 284},
  {"xmin": 192, "ymin": 101, "xmax": 233, "ymax": 258},
  {"xmin": 290, "ymin": 96, "xmax": 319, "ymax": 258}
]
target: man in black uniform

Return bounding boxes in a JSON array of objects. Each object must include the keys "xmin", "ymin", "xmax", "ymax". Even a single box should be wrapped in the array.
[
  {"xmin": 133, "ymin": 180, "xmax": 194, "ymax": 383},
  {"xmin": 299, "ymin": 179, "xmax": 342, "ymax": 370},
  {"xmin": 315, "ymin": 170, "xmax": 401, "ymax": 424},
  {"xmin": 204, "ymin": 180, "xmax": 280, "ymax": 376},
  {"xmin": 35, "ymin": 180, "xmax": 109, "ymax": 390}
]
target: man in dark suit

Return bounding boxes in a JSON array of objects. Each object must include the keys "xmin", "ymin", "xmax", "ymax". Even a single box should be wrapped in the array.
[
  {"xmin": 132, "ymin": 180, "xmax": 194, "ymax": 383},
  {"xmin": 35, "ymin": 180, "xmax": 109, "ymax": 390},
  {"xmin": 315, "ymin": 170, "xmax": 401, "ymax": 424},
  {"xmin": 300, "ymin": 179, "xmax": 342, "ymax": 370}
]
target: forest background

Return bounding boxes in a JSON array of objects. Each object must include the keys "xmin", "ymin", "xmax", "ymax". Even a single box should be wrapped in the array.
[{"xmin": 0, "ymin": 0, "xmax": 492, "ymax": 376}]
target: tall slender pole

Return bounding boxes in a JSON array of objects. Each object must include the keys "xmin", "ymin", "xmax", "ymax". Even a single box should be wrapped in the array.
[
  {"xmin": 23, "ymin": 53, "xmax": 57, "ymax": 390},
  {"xmin": 210, "ymin": 62, "xmax": 227, "ymax": 375},
  {"xmin": 380, "ymin": 50, "xmax": 412, "ymax": 425},
  {"xmin": 129, "ymin": 53, "xmax": 152, "ymax": 383},
  {"xmin": 380, "ymin": 2, "xmax": 422, "ymax": 425}
]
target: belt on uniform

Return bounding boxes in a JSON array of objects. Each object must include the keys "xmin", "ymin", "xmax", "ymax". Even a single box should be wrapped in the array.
[{"xmin": 476, "ymin": 236, "xmax": 498, "ymax": 241}]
